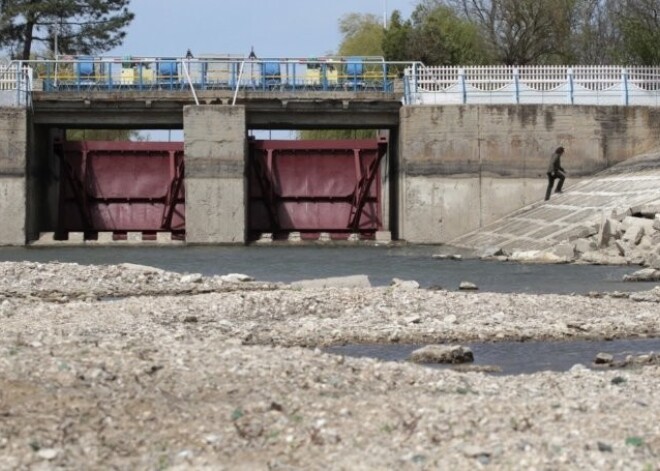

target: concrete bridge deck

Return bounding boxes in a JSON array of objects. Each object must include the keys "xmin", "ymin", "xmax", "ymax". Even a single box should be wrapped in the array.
[{"xmin": 451, "ymin": 149, "xmax": 660, "ymax": 252}]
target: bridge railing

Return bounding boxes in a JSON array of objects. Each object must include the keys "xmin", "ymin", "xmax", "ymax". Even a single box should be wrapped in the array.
[
  {"xmin": 404, "ymin": 65, "xmax": 660, "ymax": 106},
  {"xmin": 0, "ymin": 62, "xmax": 32, "ymax": 107},
  {"xmin": 13, "ymin": 56, "xmax": 413, "ymax": 98}
]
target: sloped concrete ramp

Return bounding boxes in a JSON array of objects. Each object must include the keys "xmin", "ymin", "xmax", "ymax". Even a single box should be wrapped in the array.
[{"xmin": 451, "ymin": 149, "xmax": 660, "ymax": 252}]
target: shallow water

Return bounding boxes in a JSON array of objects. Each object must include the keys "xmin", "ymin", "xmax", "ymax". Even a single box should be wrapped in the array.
[
  {"xmin": 0, "ymin": 245, "xmax": 655, "ymax": 294},
  {"xmin": 325, "ymin": 338, "xmax": 660, "ymax": 375}
]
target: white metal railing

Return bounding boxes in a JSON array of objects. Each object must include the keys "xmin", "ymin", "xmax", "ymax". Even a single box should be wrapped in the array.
[
  {"xmin": 404, "ymin": 65, "xmax": 660, "ymax": 106},
  {"xmin": 0, "ymin": 63, "xmax": 32, "ymax": 107}
]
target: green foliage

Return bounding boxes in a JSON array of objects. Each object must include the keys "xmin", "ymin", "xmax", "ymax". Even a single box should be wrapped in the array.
[
  {"xmin": 408, "ymin": 3, "xmax": 492, "ymax": 65},
  {"xmin": 615, "ymin": 0, "xmax": 660, "ymax": 65},
  {"xmin": 338, "ymin": 13, "xmax": 384, "ymax": 57},
  {"xmin": 0, "ymin": 0, "xmax": 134, "ymax": 60},
  {"xmin": 65, "ymin": 129, "xmax": 141, "ymax": 141}
]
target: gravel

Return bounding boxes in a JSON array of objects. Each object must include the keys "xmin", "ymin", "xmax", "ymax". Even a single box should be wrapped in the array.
[{"xmin": 1, "ymin": 261, "xmax": 659, "ymax": 469}]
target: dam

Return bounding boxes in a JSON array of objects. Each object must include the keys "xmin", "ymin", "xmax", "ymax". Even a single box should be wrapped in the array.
[{"xmin": 1, "ymin": 57, "xmax": 659, "ymax": 246}]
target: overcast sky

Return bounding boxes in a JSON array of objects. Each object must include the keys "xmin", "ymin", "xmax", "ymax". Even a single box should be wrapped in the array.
[{"xmin": 109, "ymin": 0, "xmax": 417, "ymax": 58}]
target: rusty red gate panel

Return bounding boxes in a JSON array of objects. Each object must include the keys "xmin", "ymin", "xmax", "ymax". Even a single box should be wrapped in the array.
[
  {"xmin": 248, "ymin": 137, "xmax": 387, "ymax": 240},
  {"xmin": 55, "ymin": 140, "xmax": 185, "ymax": 239}
]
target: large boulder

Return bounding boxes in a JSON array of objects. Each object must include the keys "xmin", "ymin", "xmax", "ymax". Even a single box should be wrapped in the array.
[
  {"xmin": 409, "ymin": 345, "xmax": 474, "ymax": 364},
  {"xmin": 623, "ymin": 268, "xmax": 660, "ymax": 282}
]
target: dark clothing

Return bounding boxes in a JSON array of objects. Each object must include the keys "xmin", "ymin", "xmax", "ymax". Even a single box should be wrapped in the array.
[{"xmin": 544, "ymin": 150, "xmax": 566, "ymax": 201}]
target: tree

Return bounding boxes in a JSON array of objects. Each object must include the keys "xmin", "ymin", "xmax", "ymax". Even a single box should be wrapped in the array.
[
  {"xmin": 65, "ymin": 129, "xmax": 142, "ymax": 141},
  {"xmin": 299, "ymin": 13, "xmax": 383, "ymax": 140},
  {"xmin": 614, "ymin": 0, "xmax": 660, "ymax": 64},
  {"xmin": 337, "ymin": 12, "xmax": 384, "ymax": 56},
  {"xmin": 405, "ymin": 2, "xmax": 493, "ymax": 65},
  {"xmin": 0, "ymin": 0, "xmax": 134, "ymax": 60},
  {"xmin": 444, "ymin": 0, "xmax": 578, "ymax": 64}
]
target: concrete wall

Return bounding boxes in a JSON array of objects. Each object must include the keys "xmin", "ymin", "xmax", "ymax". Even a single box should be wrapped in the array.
[
  {"xmin": 399, "ymin": 105, "xmax": 660, "ymax": 243},
  {"xmin": 184, "ymin": 105, "xmax": 246, "ymax": 244},
  {"xmin": 0, "ymin": 108, "xmax": 27, "ymax": 245}
]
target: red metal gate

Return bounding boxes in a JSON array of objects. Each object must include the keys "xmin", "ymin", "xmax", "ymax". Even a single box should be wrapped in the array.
[
  {"xmin": 55, "ymin": 140, "xmax": 185, "ymax": 240},
  {"xmin": 248, "ymin": 137, "xmax": 387, "ymax": 240}
]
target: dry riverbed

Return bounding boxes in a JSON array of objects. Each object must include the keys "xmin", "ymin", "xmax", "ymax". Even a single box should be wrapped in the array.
[{"xmin": 1, "ymin": 261, "xmax": 660, "ymax": 469}]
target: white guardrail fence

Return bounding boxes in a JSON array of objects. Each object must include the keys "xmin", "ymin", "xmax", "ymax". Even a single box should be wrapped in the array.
[
  {"xmin": 404, "ymin": 65, "xmax": 660, "ymax": 106},
  {"xmin": 2, "ymin": 59, "xmax": 660, "ymax": 108},
  {"xmin": 0, "ymin": 62, "xmax": 32, "ymax": 107}
]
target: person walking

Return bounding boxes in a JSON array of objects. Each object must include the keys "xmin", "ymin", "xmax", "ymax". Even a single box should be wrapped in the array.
[{"xmin": 545, "ymin": 146, "xmax": 566, "ymax": 201}]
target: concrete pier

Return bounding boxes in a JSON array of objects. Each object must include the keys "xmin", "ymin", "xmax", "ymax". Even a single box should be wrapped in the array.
[
  {"xmin": 0, "ymin": 108, "xmax": 27, "ymax": 245},
  {"xmin": 183, "ymin": 106, "xmax": 246, "ymax": 244}
]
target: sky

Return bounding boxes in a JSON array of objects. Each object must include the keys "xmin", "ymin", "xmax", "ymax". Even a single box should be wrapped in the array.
[{"xmin": 109, "ymin": 0, "xmax": 417, "ymax": 59}]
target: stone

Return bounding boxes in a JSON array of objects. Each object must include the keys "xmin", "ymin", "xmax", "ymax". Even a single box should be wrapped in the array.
[
  {"xmin": 614, "ymin": 240, "xmax": 627, "ymax": 257},
  {"xmin": 37, "ymin": 448, "xmax": 60, "ymax": 460},
  {"xmin": 654, "ymin": 215, "xmax": 660, "ymax": 231},
  {"xmin": 390, "ymin": 278, "xmax": 420, "ymax": 290},
  {"xmin": 596, "ymin": 219, "xmax": 612, "ymax": 248},
  {"xmin": 318, "ymin": 232, "xmax": 331, "ymax": 242},
  {"xmin": 550, "ymin": 242, "xmax": 576, "ymax": 261},
  {"xmin": 97, "ymin": 232, "xmax": 114, "ymax": 243},
  {"xmin": 180, "ymin": 273, "xmax": 203, "ymax": 283},
  {"xmin": 509, "ymin": 250, "xmax": 564, "ymax": 264},
  {"xmin": 291, "ymin": 275, "xmax": 371, "ymax": 289},
  {"xmin": 574, "ymin": 238, "xmax": 596, "ymax": 254},
  {"xmin": 220, "ymin": 273, "xmax": 254, "ymax": 283},
  {"xmin": 622, "ymin": 225, "xmax": 644, "ymax": 246},
  {"xmin": 409, "ymin": 345, "xmax": 474, "ymax": 364},
  {"xmin": 459, "ymin": 281, "xmax": 478, "ymax": 290},
  {"xmin": 480, "ymin": 246, "xmax": 504, "ymax": 258},
  {"xmin": 621, "ymin": 216, "xmax": 655, "ymax": 235},
  {"xmin": 443, "ymin": 314, "xmax": 457, "ymax": 324},
  {"xmin": 594, "ymin": 352, "xmax": 614, "ymax": 365},
  {"xmin": 623, "ymin": 268, "xmax": 660, "ymax": 282},
  {"xmin": 119, "ymin": 263, "xmax": 165, "ymax": 273},
  {"xmin": 127, "ymin": 231, "xmax": 142, "ymax": 242}
]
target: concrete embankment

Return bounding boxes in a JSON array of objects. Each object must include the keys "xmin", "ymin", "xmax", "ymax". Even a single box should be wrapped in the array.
[{"xmin": 451, "ymin": 149, "xmax": 660, "ymax": 264}]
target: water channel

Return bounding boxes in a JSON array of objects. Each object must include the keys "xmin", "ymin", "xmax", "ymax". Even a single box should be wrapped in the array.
[
  {"xmin": 0, "ymin": 245, "xmax": 655, "ymax": 294},
  {"xmin": 3, "ymin": 245, "xmax": 658, "ymax": 375}
]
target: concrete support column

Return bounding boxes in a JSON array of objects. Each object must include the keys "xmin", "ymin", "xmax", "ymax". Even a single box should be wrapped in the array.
[
  {"xmin": 0, "ymin": 108, "xmax": 27, "ymax": 245},
  {"xmin": 183, "ymin": 105, "xmax": 246, "ymax": 244}
]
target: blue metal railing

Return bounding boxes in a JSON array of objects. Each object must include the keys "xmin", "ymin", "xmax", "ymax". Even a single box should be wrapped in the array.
[{"xmin": 17, "ymin": 56, "xmax": 411, "ymax": 98}]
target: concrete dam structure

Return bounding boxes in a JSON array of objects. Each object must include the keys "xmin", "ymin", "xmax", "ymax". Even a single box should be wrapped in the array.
[{"xmin": 1, "ymin": 58, "xmax": 659, "ymax": 246}]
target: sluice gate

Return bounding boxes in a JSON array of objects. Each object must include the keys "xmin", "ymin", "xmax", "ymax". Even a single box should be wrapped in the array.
[
  {"xmin": 248, "ymin": 137, "xmax": 388, "ymax": 241},
  {"xmin": 54, "ymin": 141, "xmax": 185, "ymax": 240}
]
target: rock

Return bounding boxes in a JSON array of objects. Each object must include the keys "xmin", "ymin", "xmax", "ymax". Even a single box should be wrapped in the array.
[
  {"xmin": 180, "ymin": 273, "xmax": 203, "ymax": 283},
  {"xmin": 574, "ymin": 238, "xmax": 596, "ymax": 254},
  {"xmin": 622, "ymin": 225, "xmax": 645, "ymax": 246},
  {"xmin": 119, "ymin": 263, "xmax": 165, "ymax": 273},
  {"xmin": 480, "ymin": 246, "xmax": 504, "ymax": 258},
  {"xmin": 220, "ymin": 273, "xmax": 254, "ymax": 283},
  {"xmin": 597, "ymin": 218, "xmax": 613, "ymax": 248},
  {"xmin": 621, "ymin": 216, "xmax": 655, "ymax": 235},
  {"xmin": 459, "ymin": 281, "xmax": 478, "ymax": 290},
  {"xmin": 630, "ymin": 203, "xmax": 660, "ymax": 218},
  {"xmin": 433, "ymin": 253, "xmax": 464, "ymax": 261},
  {"xmin": 597, "ymin": 442, "xmax": 613, "ymax": 453},
  {"xmin": 594, "ymin": 352, "xmax": 614, "ymax": 365},
  {"xmin": 509, "ymin": 250, "xmax": 564, "ymax": 264},
  {"xmin": 623, "ymin": 268, "xmax": 660, "ymax": 282},
  {"xmin": 390, "ymin": 278, "xmax": 420, "ymax": 290},
  {"xmin": 614, "ymin": 240, "xmax": 627, "ymax": 257},
  {"xmin": 654, "ymin": 215, "xmax": 660, "ymax": 231},
  {"xmin": 37, "ymin": 448, "xmax": 60, "ymax": 460},
  {"xmin": 291, "ymin": 275, "xmax": 371, "ymax": 289},
  {"xmin": 409, "ymin": 345, "xmax": 474, "ymax": 364},
  {"xmin": 550, "ymin": 242, "xmax": 576, "ymax": 261},
  {"xmin": 404, "ymin": 315, "xmax": 422, "ymax": 324},
  {"xmin": 443, "ymin": 314, "xmax": 457, "ymax": 324}
]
